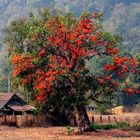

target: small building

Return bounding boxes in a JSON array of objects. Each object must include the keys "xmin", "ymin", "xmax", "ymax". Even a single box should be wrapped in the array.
[
  {"xmin": 85, "ymin": 106, "xmax": 97, "ymax": 112},
  {"xmin": 0, "ymin": 93, "xmax": 36, "ymax": 116}
]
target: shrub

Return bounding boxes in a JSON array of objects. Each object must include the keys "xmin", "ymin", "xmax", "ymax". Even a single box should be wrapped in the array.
[
  {"xmin": 66, "ymin": 125, "xmax": 74, "ymax": 134},
  {"xmin": 90, "ymin": 122, "xmax": 129, "ymax": 130},
  {"xmin": 117, "ymin": 122, "xmax": 129, "ymax": 128}
]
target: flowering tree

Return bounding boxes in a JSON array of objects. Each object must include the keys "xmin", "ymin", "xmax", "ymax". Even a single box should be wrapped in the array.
[{"xmin": 5, "ymin": 10, "xmax": 140, "ymax": 131}]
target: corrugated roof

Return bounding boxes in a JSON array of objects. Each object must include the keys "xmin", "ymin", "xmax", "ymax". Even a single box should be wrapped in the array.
[
  {"xmin": 9, "ymin": 105, "xmax": 36, "ymax": 111},
  {"xmin": 0, "ymin": 93, "xmax": 14, "ymax": 109}
]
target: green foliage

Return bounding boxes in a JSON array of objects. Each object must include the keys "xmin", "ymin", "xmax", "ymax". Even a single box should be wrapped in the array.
[
  {"xmin": 121, "ymin": 54, "xmax": 140, "ymax": 106},
  {"xmin": 90, "ymin": 122, "xmax": 129, "ymax": 130},
  {"xmin": 0, "ymin": 52, "xmax": 11, "ymax": 92},
  {"xmin": 117, "ymin": 122, "xmax": 129, "ymax": 128},
  {"xmin": 66, "ymin": 125, "xmax": 74, "ymax": 134},
  {"xmin": 105, "ymin": 3, "xmax": 140, "ymax": 55}
]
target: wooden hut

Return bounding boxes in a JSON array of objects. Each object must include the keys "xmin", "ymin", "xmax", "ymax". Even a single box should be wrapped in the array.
[{"xmin": 0, "ymin": 93, "xmax": 36, "ymax": 116}]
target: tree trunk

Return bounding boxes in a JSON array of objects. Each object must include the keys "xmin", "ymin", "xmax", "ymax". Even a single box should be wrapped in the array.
[
  {"xmin": 77, "ymin": 106, "xmax": 91, "ymax": 132},
  {"xmin": 8, "ymin": 74, "xmax": 11, "ymax": 93}
]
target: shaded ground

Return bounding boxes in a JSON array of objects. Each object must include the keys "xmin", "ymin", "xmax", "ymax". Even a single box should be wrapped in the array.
[{"xmin": 0, "ymin": 126, "xmax": 140, "ymax": 140}]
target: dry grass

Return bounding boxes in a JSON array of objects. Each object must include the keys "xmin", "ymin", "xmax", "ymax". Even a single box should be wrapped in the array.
[
  {"xmin": 0, "ymin": 126, "xmax": 140, "ymax": 140},
  {"xmin": 88, "ymin": 113, "xmax": 140, "ymax": 124}
]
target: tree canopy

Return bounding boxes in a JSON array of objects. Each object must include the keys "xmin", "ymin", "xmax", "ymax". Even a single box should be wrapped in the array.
[{"xmin": 4, "ymin": 9, "xmax": 140, "ymax": 131}]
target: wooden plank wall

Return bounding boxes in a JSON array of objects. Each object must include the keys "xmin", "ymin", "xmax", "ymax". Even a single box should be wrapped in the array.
[
  {"xmin": 0, "ymin": 114, "xmax": 47, "ymax": 127},
  {"xmin": 0, "ymin": 114, "xmax": 139, "ymax": 127}
]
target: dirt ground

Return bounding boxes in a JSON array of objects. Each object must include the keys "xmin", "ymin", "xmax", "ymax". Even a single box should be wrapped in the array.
[
  {"xmin": 0, "ymin": 113, "xmax": 140, "ymax": 140},
  {"xmin": 0, "ymin": 126, "xmax": 140, "ymax": 140}
]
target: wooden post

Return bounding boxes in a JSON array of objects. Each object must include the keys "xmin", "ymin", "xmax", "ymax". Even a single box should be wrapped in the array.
[
  {"xmin": 8, "ymin": 75, "xmax": 11, "ymax": 93},
  {"xmin": 100, "ymin": 116, "xmax": 102, "ymax": 123},
  {"xmin": 113, "ymin": 116, "xmax": 118, "ymax": 123},
  {"xmin": 108, "ymin": 116, "xmax": 111, "ymax": 124},
  {"xmin": 37, "ymin": 115, "xmax": 39, "ymax": 126},
  {"xmin": 15, "ymin": 115, "xmax": 17, "ymax": 127},
  {"xmin": 26, "ymin": 115, "xmax": 28, "ymax": 126},
  {"xmin": 13, "ymin": 110, "xmax": 15, "ymax": 116},
  {"xmin": 4, "ymin": 115, "xmax": 6, "ymax": 125},
  {"xmin": 92, "ymin": 116, "xmax": 94, "ymax": 124},
  {"xmin": 74, "ymin": 116, "xmax": 77, "ymax": 126}
]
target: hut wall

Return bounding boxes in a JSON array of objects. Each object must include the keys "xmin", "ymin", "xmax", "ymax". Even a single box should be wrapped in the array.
[{"xmin": 0, "ymin": 114, "xmax": 47, "ymax": 127}]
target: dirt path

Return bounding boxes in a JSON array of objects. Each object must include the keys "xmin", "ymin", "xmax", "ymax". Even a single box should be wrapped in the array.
[{"xmin": 0, "ymin": 126, "xmax": 140, "ymax": 140}]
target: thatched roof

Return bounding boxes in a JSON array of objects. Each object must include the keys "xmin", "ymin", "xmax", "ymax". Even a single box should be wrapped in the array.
[
  {"xmin": 0, "ymin": 93, "xmax": 14, "ymax": 109},
  {"xmin": 0, "ymin": 93, "xmax": 35, "ymax": 112},
  {"xmin": 8, "ymin": 105, "xmax": 36, "ymax": 111}
]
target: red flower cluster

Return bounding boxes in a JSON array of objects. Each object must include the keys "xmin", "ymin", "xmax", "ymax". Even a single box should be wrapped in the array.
[
  {"xmin": 105, "ymin": 64, "xmax": 116, "ymax": 71},
  {"xmin": 12, "ymin": 54, "xmax": 35, "ymax": 77},
  {"xmin": 11, "ymin": 15, "xmax": 140, "ymax": 103}
]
